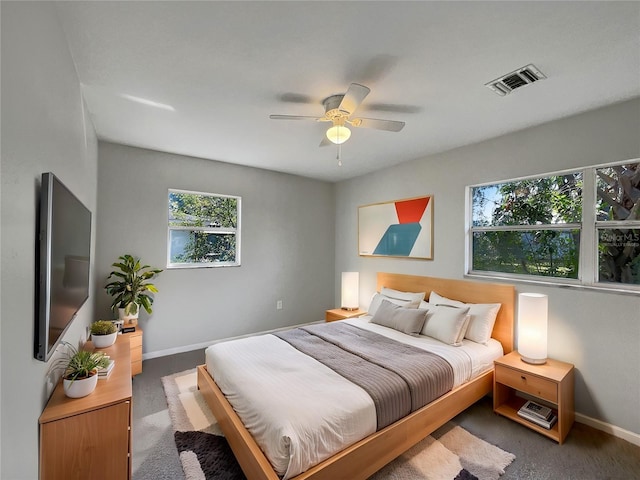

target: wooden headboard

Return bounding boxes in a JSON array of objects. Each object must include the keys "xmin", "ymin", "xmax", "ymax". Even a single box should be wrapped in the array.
[{"xmin": 376, "ymin": 272, "xmax": 515, "ymax": 353}]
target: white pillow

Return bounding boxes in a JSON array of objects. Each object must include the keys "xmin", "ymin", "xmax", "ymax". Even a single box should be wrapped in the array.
[
  {"xmin": 370, "ymin": 299, "xmax": 428, "ymax": 336},
  {"xmin": 429, "ymin": 291, "xmax": 501, "ymax": 345},
  {"xmin": 380, "ymin": 287, "xmax": 425, "ymax": 304},
  {"xmin": 420, "ymin": 304, "xmax": 470, "ymax": 345},
  {"xmin": 368, "ymin": 291, "xmax": 421, "ymax": 316}
]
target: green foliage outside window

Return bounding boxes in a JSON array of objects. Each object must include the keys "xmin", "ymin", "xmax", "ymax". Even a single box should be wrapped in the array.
[
  {"xmin": 472, "ymin": 174, "xmax": 582, "ymax": 278},
  {"xmin": 168, "ymin": 190, "xmax": 240, "ymax": 267},
  {"xmin": 471, "ymin": 162, "xmax": 640, "ymax": 287},
  {"xmin": 472, "ymin": 230, "xmax": 580, "ymax": 278},
  {"xmin": 596, "ymin": 164, "xmax": 640, "ymax": 284}
]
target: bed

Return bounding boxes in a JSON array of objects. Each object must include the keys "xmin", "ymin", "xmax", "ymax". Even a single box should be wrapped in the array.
[{"xmin": 197, "ymin": 272, "xmax": 515, "ymax": 480}]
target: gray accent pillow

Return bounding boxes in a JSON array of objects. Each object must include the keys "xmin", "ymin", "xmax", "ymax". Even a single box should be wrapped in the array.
[
  {"xmin": 368, "ymin": 293, "xmax": 419, "ymax": 316},
  {"xmin": 370, "ymin": 299, "xmax": 428, "ymax": 336}
]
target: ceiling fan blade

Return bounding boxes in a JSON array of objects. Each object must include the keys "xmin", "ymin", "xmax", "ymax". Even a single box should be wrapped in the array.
[
  {"xmin": 269, "ymin": 115, "xmax": 323, "ymax": 121},
  {"xmin": 352, "ymin": 117, "xmax": 405, "ymax": 132},
  {"xmin": 338, "ymin": 83, "xmax": 370, "ymax": 115}
]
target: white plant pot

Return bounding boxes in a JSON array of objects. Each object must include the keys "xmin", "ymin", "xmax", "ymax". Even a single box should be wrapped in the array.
[
  {"xmin": 92, "ymin": 331, "xmax": 118, "ymax": 348},
  {"xmin": 63, "ymin": 373, "xmax": 98, "ymax": 398},
  {"xmin": 118, "ymin": 305, "xmax": 139, "ymax": 324}
]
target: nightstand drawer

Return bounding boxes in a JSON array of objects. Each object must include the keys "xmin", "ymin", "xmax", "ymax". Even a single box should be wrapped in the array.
[{"xmin": 495, "ymin": 366, "xmax": 558, "ymax": 403}]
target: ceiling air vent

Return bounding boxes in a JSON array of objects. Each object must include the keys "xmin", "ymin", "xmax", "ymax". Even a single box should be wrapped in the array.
[{"xmin": 485, "ymin": 64, "xmax": 546, "ymax": 96}]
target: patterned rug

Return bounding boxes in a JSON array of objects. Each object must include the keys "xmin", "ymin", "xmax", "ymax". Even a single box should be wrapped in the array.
[{"xmin": 162, "ymin": 369, "xmax": 515, "ymax": 480}]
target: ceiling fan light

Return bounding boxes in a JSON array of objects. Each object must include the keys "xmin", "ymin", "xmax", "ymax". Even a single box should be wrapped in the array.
[{"xmin": 326, "ymin": 125, "xmax": 351, "ymax": 144}]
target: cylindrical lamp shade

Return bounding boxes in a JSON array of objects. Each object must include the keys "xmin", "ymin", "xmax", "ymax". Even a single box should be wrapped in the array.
[
  {"xmin": 341, "ymin": 272, "xmax": 359, "ymax": 311},
  {"xmin": 518, "ymin": 293, "xmax": 548, "ymax": 364}
]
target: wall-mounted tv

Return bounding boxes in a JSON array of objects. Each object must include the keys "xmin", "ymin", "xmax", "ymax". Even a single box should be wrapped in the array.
[{"xmin": 35, "ymin": 172, "xmax": 92, "ymax": 362}]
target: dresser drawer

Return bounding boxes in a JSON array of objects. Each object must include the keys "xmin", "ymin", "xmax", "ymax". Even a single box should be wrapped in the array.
[
  {"xmin": 131, "ymin": 360, "xmax": 142, "ymax": 376},
  {"xmin": 495, "ymin": 365, "xmax": 558, "ymax": 403},
  {"xmin": 131, "ymin": 346, "xmax": 142, "ymax": 363},
  {"xmin": 128, "ymin": 332, "xmax": 142, "ymax": 349}
]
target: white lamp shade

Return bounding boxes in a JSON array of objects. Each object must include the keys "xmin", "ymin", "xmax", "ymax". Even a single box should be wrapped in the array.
[
  {"xmin": 326, "ymin": 125, "xmax": 351, "ymax": 144},
  {"xmin": 341, "ymin": 272, "xmax": 359, "ymax": 310},
  {"xmin": 518, "ymin": 293, "xmax": 548, "ymax": 364}
]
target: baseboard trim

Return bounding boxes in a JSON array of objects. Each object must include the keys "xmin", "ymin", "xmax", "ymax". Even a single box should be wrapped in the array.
[
  {"xmin": 142, "ymin": 320, "xmax": 323, "ymax": 361},
  {"xmin": 575, "ymin": 413, "xmax": 640, "ymax": 447},
  {"xmin": 143, "ymin": 324, "xmax": 640, "ymax": 448}
]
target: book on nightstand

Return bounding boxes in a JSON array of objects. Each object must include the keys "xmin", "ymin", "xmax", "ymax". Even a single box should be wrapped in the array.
[{"xmin": 517, "ymin": 400, "xmax": 557, "ymax": 429}]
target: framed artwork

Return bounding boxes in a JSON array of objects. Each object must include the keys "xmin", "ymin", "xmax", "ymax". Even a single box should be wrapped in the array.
[{"xmin": 358, "ymin": 195, "xmax": 433, "ymax": 259}]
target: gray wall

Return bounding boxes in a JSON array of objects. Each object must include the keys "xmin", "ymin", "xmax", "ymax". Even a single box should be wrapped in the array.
[
  {"xmin": 335, "ymin": 98, "xmax": 640, "ymax": 437},
  {"xmin": 0, "ymin": 3, "xmax": 99, "ymax": 479},
  {"xmin": 96, "ymin": 142, "xmax": 335, "ymax": 356}
]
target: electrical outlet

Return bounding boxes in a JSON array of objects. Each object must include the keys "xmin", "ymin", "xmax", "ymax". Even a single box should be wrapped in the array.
[{"xmin": 276, "ymin": 300, "xmax": 283, "ymax": 310}]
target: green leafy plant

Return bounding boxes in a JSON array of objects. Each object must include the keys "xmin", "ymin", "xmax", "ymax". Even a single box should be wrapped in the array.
[
  {"xmin": 105, "ymin": 254, "xmax": 163, "ymax": 316},
  {"xmin": 57, "ymin": 343, "xmax": 110, "ymax": 382},
  {"xmin": 90, "ymin": 320, "xmax": 117, "ymax": 336}
]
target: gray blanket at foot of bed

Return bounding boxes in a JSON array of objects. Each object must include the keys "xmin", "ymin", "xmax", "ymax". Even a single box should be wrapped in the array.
[{"xmin": 274, "ymin": 322, "xmax": 454, "ymax": 429}]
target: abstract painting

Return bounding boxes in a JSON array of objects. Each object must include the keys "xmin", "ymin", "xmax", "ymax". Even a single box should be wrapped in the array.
[{"xmin": 358, "ymin": 196, "xmax": 433, "ymax": 259}]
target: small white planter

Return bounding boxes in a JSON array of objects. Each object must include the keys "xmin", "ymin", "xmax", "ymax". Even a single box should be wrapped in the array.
[
  {"xmin": 92, "ymin": 331, "xmax": 118, "ymax": 348},
  {"xmin": 118, "ymin": 305, "xmax": 139, "ymax": 324},
  {"xmin": 63, "ymin": 373, "xmax": 98, "ymax": 398}
]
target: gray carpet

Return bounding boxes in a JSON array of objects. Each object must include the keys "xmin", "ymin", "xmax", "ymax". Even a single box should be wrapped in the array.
[{"xmin": 133, "ymin": 349, "xmax": 640, "ymax": 480}]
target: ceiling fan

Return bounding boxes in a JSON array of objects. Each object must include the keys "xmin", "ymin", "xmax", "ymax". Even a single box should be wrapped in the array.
[{"xmin": 270, "ymin": 83, "xmax": 405, "ymax": 146}]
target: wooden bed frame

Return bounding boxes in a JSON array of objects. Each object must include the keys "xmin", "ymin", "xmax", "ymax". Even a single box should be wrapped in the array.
[{"xmin": 197, "ymin": 272, "xmax": 515, "ymax": 480}]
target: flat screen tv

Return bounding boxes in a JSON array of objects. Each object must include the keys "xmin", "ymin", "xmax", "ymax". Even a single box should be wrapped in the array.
[{"xmin": 35, "ymin": 172, "xmax": 92, "ymax": 362}]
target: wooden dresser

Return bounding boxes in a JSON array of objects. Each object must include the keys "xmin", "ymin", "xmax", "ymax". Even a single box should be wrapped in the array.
[{"xmin": 39, "ymin": 335, "xmax": 133, "ymax": 480}]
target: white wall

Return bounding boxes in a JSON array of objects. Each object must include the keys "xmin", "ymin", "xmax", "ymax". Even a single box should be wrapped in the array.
[
  {"xmin": 96, "ymin": 142, "xmax": 335, "ymax": 356},
  {"xmin": 0, "ymin": 3, "xmax": 98, "ymax": 479},
  {"xmin": 335, "ymin": 99, "xmax": 640, "ymax": 437}
]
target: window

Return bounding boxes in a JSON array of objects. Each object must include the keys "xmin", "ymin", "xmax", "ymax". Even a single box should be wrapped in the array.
[
  {"xmin": 468, "ymin": 160, "xmax": 640, "ymax": 290},
  {"xmin": 596, "ymin": 164, "xmax": 640, "ymax": 285},
  {"xmin": 168, "ymin": 189, "xmax": 240, "ymax": 268}
]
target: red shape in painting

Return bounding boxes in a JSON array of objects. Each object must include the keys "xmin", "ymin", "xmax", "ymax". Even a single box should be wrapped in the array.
[{"xmin": 395, "ymin": 197, "xmax": 430, "ymax": 224}]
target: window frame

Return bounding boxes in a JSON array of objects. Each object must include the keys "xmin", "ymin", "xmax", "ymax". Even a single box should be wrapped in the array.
[
  {"xmin": 167, "ymin": 188, "xmax": 241, "ymax": 269},
  {"xmin": 466, "ymin": 159, "xmax": 640, "ymax": 294}
]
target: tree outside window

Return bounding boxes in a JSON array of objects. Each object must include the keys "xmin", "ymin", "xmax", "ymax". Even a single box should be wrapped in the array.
[
  {"xmin": 469, "ymin": 160, "xmax": 640, "ymax": 289},
  {"xmin": 471, "ymin": 174, "xmax": 582, "ymax": 279},
  {"xmin": 168, "ymin": 190, "xmax": 240, "ymax": 268},
  {"xmin": 596, "ymin": 164, "xmax": 640, "ymax": 285}
]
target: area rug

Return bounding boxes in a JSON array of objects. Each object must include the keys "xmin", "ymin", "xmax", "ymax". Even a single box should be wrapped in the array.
[{"xmin": 162, "ymin": 369, "xmax": 515, "ymax": 480}]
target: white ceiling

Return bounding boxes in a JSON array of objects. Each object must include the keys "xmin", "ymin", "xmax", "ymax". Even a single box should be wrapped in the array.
[{"xmin": 55, "ymin": 1, "xmax": 640, "ymax": 182}]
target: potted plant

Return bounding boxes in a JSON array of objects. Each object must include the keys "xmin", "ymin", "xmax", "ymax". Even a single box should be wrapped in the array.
[
  {"xmin": 105, "ymin": 254, "xmax": 162, "ymax": 324},
  {"xmin": 57, "ymin": 343, "xmax": 110, "ymax": 398},
  {"xmin": 90, "ymin": 320, "xmax": 118, "ymax": 348}
]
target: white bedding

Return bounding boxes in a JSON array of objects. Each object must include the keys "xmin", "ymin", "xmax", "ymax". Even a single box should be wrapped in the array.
[
  {"xmin": 345, "ymin": 316, "xmax": 504, "ymax": 383},
  {"xmin": 205, "ymin": 319, "xmax": 503, "ymax": 479}
]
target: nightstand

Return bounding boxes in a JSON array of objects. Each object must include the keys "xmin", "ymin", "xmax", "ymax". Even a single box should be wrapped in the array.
[
  {"xmin": 325, "ymin": 308, "xmax": 367, "ymax": 322},
  {"xmin": 494, "ymin": 351, "xmax": 574, "ymax": 443}
]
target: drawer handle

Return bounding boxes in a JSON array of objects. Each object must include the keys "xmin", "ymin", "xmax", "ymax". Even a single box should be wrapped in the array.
[{"xmin": 521, "ymin": 375, "xmax": 526, "ymax": 381}]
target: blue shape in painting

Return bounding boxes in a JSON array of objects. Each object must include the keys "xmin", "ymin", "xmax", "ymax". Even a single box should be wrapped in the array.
[{"xmin": 373, "ymin": 223, "xmax": 422, "ymax": 256}]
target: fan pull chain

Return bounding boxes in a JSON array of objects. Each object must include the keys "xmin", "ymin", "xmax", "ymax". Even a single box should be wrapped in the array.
[{"xmin": 337, "ymin": 144, "xmax": 342, "ymax": 167}]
